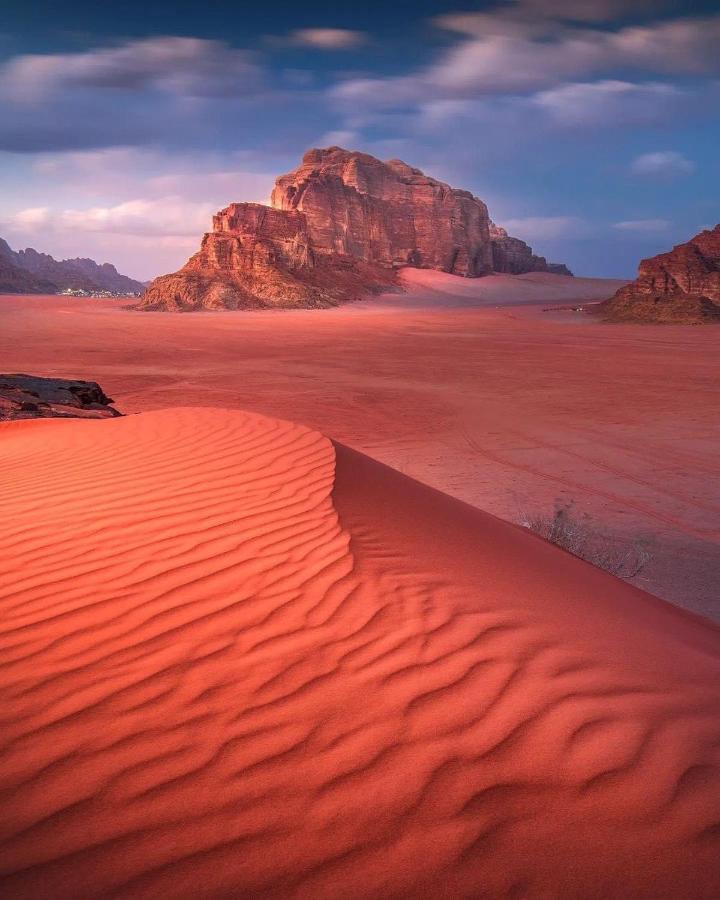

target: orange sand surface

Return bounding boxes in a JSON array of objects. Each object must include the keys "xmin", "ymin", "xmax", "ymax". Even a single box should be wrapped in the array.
[
  {"xmin": 1, "ymin": 407, "xmax": 720, "ymax": 897},
  {"xmin": 1, "ymin": 271, "xmax": 717, "ymax": 617}
]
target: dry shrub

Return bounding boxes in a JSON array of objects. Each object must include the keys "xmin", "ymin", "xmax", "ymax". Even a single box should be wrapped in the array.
[{"xmin": 521, "ymin": 501, "xmax": 652, "ymax": 579}]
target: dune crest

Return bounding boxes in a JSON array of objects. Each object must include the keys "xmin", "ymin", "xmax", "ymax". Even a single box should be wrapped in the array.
[{"xmin": 1, "ymin": 408, "xmax": 719, "ymax": 897}]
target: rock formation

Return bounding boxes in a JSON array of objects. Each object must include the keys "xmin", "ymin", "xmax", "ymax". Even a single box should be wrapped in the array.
[
  {"xmin": 143, "ymin": 202, "xmax": 396, "ymax": 310},
  {"xmin": 489, "ymin": 224, "xmax": 572, "ymax": 276},
  {"xmin": 271, "ymin": 149, "xmax": 493, "ymax": 276},
  {"xmin": 0, "ymin": 238, "xmax": 144, "ymax": 295},
  {"xmin": 0, "ymin": 375, "xmax": 121, "ymax": 420},
  {"xmin": 601, "ymin": 225, "xmax": 720, "ymax": 323},
  {"xmin": 142, "ymin": 147, "xmax": 571, "ymax": 311}
]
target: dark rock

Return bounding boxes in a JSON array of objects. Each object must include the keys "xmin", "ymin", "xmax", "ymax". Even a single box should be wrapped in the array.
[{"xmin": 0, "ymin": 375, "xmax": 122, "ymax": 420}]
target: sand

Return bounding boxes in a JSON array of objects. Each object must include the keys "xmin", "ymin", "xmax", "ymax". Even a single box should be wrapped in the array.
[
  {"xmin": 1, "ymin": 406, "xmax": 719, "ymax": 897},
  {"xmin": 1, "ymin": 270, "xmax": 717, "ymax": 617}
]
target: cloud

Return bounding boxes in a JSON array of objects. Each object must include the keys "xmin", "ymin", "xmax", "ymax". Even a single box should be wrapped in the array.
[
  {"xmin": 630, "ymin": 150, "xmax": 695, "ymax": 176},
  {"xmin": 288, "ymin": 29, "xmax": 367, "ymax": 49},
  {"xmin": 0, "ymin": 37, "xmax": 264, "ymax": 102},
  {"xmin": 5, "ymin": 196, "xmax": 214, "ymax": 238},
  {"xmin": 59, "ymin": 198, "xmax": 214, "ymax": 237},
  {"xmin": 499, "ymin": 216, "xmax": 588, "ymax": 240},
  {"xmin": 333, "ymin": 14, "xmax": 720, "ymax": 112},
  {"xmin": 533, "ymin": 80, "xmax": 683, "ymax": 126},
  {"xmin": 504, "ymin": 0, "xmax": 673, "ymax": 23},
  {"xmin": 9, "ymin": 207, "xmax": 51, "ymax": 229},
  {"xmin": 613, "ymin": 218, "xmax": 670, "ymax": 232},
  {"xmin": 611, "ymin": 18, "xmax": 720, "ymax": 74}
]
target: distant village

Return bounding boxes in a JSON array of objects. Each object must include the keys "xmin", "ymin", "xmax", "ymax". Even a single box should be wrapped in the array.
[{"xmin": 58, "ymin": 288, "xmax": 143, "ymax": 298}]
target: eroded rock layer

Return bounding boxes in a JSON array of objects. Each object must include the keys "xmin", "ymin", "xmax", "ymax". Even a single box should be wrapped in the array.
[
  {"xmin": 601, "ymin": 225, "xmax": 720, "ymax": 323},
  {"xmin": 0, "ymin": 374, "xmax": 121, "ymax": 420},
  {"xmin": 142, "ymin": 147, "xmax": 570, "ymax": 311}
]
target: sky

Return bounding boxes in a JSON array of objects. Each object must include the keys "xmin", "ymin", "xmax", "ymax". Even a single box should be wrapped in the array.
[{"xmin": 0, "ymin": 0, "xmax": 718, "ymax": 280}]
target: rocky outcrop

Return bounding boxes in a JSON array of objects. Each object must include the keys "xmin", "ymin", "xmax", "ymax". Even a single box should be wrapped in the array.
[
  {"xmin": 0, "ymin": 238, "xmax": 144, "ymax": 295},
  {"xmin": 142, "ymin": 147, "xmax": 570, "ymax": 311},
  {"xmin": 0, "ymin": 375, "xmax": 122, "ymax": 420},
  {"xmin": 601, "ymin": 225, "xmax": 720, "ymax": 323},
  {"xmin": 142, "ymin": 202, "xmax": 397, "ymax": 310},
  {"xmin": 489, "ymin": 223, "xmax": 572, "ymax": 276}
]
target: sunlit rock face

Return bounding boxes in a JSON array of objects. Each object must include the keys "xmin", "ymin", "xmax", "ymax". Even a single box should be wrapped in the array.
[
  {"xmin": 271, "ymin": 147, "xmax": 494, "ymax": 276},
  {"xmin": 141, "ymin": 147, "xmax": 570, "ymax": 311},
  {"xmin": 601, "ymin": 225, "xmax": 720, "ymax": 323}
]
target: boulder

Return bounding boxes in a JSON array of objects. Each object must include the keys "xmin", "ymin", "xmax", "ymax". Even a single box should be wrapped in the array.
[{"xmin": 0, "ymin": 375, "xmax": 122, "ymax": 420}]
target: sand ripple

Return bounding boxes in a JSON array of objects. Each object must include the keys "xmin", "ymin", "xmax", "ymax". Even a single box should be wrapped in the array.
[{"xmin": 1, "ymin": 408, "xmax": 719, "ymax": 897}]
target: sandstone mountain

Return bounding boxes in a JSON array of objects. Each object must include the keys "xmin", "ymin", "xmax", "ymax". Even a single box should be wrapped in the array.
[
  {"xmin": 601, "ymin": 225, "xmax": 720, "ymax": 323},
  {"xmin": 142, "ymin": 147, "xmax": 571, "ymax": 311},
  {"xmin": 0, "ymin": 238, "xmax": 144, "ymax": 295}
]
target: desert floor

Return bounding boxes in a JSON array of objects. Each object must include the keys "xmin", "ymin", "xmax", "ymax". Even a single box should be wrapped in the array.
[{"xmin": 1, "ymin": 270, "xmax": 718, "ymax": 618}]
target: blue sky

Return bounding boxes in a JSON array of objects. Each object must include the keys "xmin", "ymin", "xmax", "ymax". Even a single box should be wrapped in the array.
[{"xmin": 1, "ymin": 0, "xmax": 718, "ymax": 279}]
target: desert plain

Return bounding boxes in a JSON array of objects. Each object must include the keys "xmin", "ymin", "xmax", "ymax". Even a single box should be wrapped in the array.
[{"xmin": 1, "ymin": 269, "xmax": 717, "ymax": 618}]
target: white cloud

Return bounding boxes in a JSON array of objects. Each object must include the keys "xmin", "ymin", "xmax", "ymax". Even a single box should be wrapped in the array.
[
  {"xmin": 5, "ymin": 196, "xmax": 213, "ymax": 238},
  {"xmin": 613, "ymin": 219, "xmax": 669, "ymax": 232},
  {"xmin": 58, "ymin": 198, "xmax": 214, "ymax": 237},
  {"xmin": 289, "ymin": 29, "xmax": 367, "ymax": 49},
  {"xmin": 533, "ymin": 80, "xmax": 682, "ymax": 125},
  {"xmin": 0, "ymin": 37, "xmax": 264, "ymax": 101},
  {"xmin": 10, "ymin": 207, "xmax": 51, "ymax": 229},
  {"xmin": 631, "ymin": 150, "xmax": 695, "ymax": 176}
]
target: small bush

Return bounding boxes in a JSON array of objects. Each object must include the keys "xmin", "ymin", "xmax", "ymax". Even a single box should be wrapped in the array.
[{"xmin": 521, "ymin": 501, "xmax": 651, "ymax": 579}]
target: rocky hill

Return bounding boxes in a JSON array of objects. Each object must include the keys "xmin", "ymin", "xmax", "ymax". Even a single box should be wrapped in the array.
[
  {"xmin": 601, "ymin": 225, "xmax": 720, "ymax": 323},
  {"xmin": 0, "ymin": 238, "xmax": 144, "ymax": 295},
  {"xmin": 142, "ymin": 147, "xmax": 572, "ymax": 311},
  {"xmin": 0, "ymin": 243, "xmax": 56, "ymax": 294}
]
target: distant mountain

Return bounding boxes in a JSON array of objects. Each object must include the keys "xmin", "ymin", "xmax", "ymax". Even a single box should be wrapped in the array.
[
  {"xmin": 0, "ymin": 239, "xmax": 56, "ymax": 294},
  {"xmin": 0, "ymin": 238, "xmax": 144, "ymax": 294}
]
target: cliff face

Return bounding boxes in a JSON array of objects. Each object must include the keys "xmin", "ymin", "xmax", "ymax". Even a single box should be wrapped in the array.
[
  {"xmin": 271, "ymin": 148, "xmax": 493, "ymax": 276},
  {"xmin": 601, "ymin": 225, "xmax": 720, "ymax": 323},
  {"xmin": 142, "ymin": 147, "xmax": 571, "ymax": 311},
  {"xmin": 489, "ymin": 224, "xmax": 573, "ymax": 277},
  {"xmin": 0, "ymin": 238, "xmax": 144, "ymax": 295},
  {"xmin": 142, "ymin": 202, "xmax": 396, "ymax": 311}
]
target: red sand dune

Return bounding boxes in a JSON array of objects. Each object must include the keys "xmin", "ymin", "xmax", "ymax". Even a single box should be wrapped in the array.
[{"xmin": 1, "ymin": 408, "xmax": 720, "ymax": 897}]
